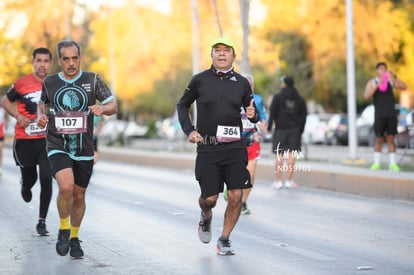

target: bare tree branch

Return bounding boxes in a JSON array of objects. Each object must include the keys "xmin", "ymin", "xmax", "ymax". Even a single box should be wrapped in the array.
[{"xmin": 212, "ymin": 0, "xmax": 223, "ymax": 36}]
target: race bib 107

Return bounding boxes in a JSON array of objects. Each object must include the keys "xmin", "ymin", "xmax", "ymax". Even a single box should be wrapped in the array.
[{"xmin": 55, "ymin": 111, "xmax": 88, "ymax": 134}]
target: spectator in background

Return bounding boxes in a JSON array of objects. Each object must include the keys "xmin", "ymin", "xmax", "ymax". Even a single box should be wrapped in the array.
[
  {"xmin": 267, "ymin": 76, "xmax": 307, "ymax": 189},
  {"xmin": 364, "ymin": 62, "xmax": 407, "ymax": 171}
]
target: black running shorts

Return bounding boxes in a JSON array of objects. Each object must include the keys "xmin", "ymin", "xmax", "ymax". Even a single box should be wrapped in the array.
[
  {"xmin": 373, "ymin": 116, "xmax": 397, "ymax": 137},
  {"xmin": 13, "ymin": 138, "xmax": 48, "ymax": 167},
  {"xmin": 195, "ymin": 148, "xmax": 251, "ymax": 199},
  {"xmin": 48, "ymin": 153, "xmax": 94, "ymax": 188},
  {"xmin": 272, "ymin": 127, "xmax": 302, "ymax": 153}
]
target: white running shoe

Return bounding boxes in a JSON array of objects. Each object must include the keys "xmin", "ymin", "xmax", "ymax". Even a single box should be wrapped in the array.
[
  {"xmin": 197, "ymin": 212, "xmax": 212, "ymax": 243},
  {"xmin": 216, "ymin": 237, "xmax": 235, "ymax": 256},
  {"xmin": 285, "ymin": 180, "xmax": 298, "ymax": 189},
  {"xmin": 271, "ymin": 181, "xmax": 283, "ymax": 189}
]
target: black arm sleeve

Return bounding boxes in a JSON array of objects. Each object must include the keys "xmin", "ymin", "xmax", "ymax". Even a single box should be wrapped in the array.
[
  {"xmin": 267, "ymin": 94, "xmax": 277, "ymax": 132},
  {"xmin": 299, "ymin": 98, "xmax": 308, "ymax": 134},
  {"xmin": 40, "ymin": 80, "xmax": 50, "ymax": 104},
  {"xmin": 176, "ymin": 78, "xmax": 197, "ymax": 136}
]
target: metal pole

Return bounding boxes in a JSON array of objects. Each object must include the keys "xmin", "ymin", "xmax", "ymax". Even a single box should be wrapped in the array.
[
  {"xmin": 191, "ymin": 0, "xmax": 198, "ymax": 75},
  {"xmin": 346, "ymin": 0, "xmax": 357, "ymax": 160},
  {"xmin": 108, "ymin": 2, "xmax": 116, "ymax": 96},
  {"xmin": 191, "ymin": 0, "xmax": 198, "ymax": 127},
  {"xmin": 64, "ymin": 0, "xmax": 71, "ymax": 40}
]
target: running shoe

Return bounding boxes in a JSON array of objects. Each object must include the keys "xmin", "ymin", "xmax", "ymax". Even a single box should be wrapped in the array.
[
  {"xmin": 370, "ymin": 162, "xmax": 381, "ymax": 170},
  {"xmin": 271, "ymin": 181, "xmax": 283, "ymax": 190},
  {"xmin": 69, "ymin": 238, "xmax": 84, "ymax": 259},
  {"xmin": 21, "ymin": 187, "xmax": 32, "ymax": 202},
  {"xmin": 36, "ymin": 220, "xmax": 49, "ymax": 236},
  {"xmin": 389, "ymin": 162, "xmax": 400, "ymax": 172},
  {"xmin": 216, "ymin": 236, "xmax": 235, "ymax": 256},
  {"xmin": 285, "ymin": 180, "xmax": 298, "ymax": 189},
  {"xmin": 197, "ymin": 212, "xmax": 212, "ymax": 244},
  {"xmin": 223, "ymin": 187, "xmax": 228, "ymax": 201},
  {"xmin": 241, "ymin": 202, "xmax": 251, "ymax": 215},
  {"xmin": 56, "ymin": 229, "xmax": 71, "ymax": 256}
]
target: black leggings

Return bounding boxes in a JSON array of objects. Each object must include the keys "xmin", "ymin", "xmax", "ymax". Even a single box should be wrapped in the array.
[{"xmin": 20, "ymin": 157, "xmax": 53, "ymax": 219}]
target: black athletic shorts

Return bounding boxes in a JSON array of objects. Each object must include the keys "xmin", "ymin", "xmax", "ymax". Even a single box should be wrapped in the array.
[
  {"xmin": 195, "ymin": 147, "xmax": 251, "ymax": 199},
  {"xmin": 48, "ymin": 153, "xmax": 94, "ymax": 188},
  {"xmin": 373, "ymin": 116, "xmax": 397, "ymax": 137},
  {"xmin": 13, "ymin": 138, "xmax": 48, "ymax": 167},
  {"xmin": 272, "ymin": 127, "xmax": 302, "ymax": 153}
]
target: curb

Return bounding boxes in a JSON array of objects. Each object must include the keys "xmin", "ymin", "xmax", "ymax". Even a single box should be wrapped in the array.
[{"xmin": 99, "ymin": 146, "xmax": 414, "ymax": 201}]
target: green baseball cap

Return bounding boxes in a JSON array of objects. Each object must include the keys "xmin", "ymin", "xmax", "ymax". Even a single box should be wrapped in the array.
[{"xmin": 211, "ymin": 37, "xmax": 235, "ymax": 51}]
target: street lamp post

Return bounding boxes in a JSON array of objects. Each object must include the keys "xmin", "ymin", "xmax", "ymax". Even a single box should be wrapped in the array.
[
  {"xmin": 346, "ymin": 0, "xmax": 357, "ymax": 161},
  {"xmin": 191, "ymin": 0, "xmax": 198, "ymax": 127}
]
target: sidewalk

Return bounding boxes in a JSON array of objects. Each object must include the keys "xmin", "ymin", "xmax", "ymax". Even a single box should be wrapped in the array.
[
  {"xmin": 7, "ymin": 137, "xmax": 410, "ymax": 200},
  {"xmin": 99, "ymin": 141, "xmax": 414, "ymax": 201}
]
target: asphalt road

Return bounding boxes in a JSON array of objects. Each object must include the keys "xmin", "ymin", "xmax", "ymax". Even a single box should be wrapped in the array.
[{"xmin": 0, "ymin": 148, "xmax": 413, "ymax": 275}]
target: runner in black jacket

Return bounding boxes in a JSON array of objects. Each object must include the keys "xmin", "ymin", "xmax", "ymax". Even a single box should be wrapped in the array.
[{"xmin": 177, "ymin": 37, "xmax": 258, "ymax": 255}]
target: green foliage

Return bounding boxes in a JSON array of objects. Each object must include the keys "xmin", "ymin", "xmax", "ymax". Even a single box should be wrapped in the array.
[
  {"xmin": 271, "ymin": 32, "xmax": 314, "ymax": 100},
  {"xmin": 0, "ymin": 39, "xmax": 32, "ymax": 87},
  {"xmin": 143, "ymin": 120, "xmax": 158, "ymax": 138},
  {"xmin": 130, "ymin": 66, "xmax": 192, "ymax": 117}
]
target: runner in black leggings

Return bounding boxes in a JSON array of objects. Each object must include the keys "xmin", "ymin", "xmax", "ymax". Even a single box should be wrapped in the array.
[
  {"xmin": 15, "ymin": 139, "xmax": 53, "ymax": 230},
  {"xmin": 1, "ymin": 47, "xmax": 54, "ymax": 236}
]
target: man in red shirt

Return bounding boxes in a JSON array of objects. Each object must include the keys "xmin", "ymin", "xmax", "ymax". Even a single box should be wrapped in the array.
[
  {"xmin": 1, "ymin": 48, "xmax": 54, "ymax": 236},
  {"xmin": 0, "ymin": 106, "xmax": 9, "ymax": 176}
]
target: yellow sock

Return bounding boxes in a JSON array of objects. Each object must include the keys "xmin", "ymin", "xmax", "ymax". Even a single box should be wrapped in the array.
[
  {"xmin": 60, "ymin": 216, "xmax": 70, "ymax": 230},
  {"xmin": 70, "ymin": 226, "xmax": 79, "ymax": 239}
]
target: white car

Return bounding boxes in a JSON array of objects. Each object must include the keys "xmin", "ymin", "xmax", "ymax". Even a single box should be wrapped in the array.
[
  {"xmin": 357, "ymin": 104, "xmax": 414, "ymax": 148},
  {"xmin": 99, "ymin": 119, "xmax": 127, "ymax": 145},
  {"xmin": 302, "ymin": 114, "xmax": 330, "ymax": 144},
  {"xmin": 123, "ymin": 121, "xmax": 148, "ymax": 138}
]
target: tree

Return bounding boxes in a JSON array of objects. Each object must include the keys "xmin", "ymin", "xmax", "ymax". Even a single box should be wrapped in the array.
[
  {"xmin": 258, "ymin": 0, "xmax": 414, "ymax": 111},
  {"xmin": 239, "ymin": 0, "xmax": 252, "ymax": 74},
  {"xmin": 0, "ymin": 0, "xmax": 92, "ymax": 90},
  {"xmin": 212, "ymin": 0, "xmax": 224, "ymax": 36}
]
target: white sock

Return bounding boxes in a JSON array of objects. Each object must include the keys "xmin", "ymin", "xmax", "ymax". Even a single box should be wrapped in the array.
[
  {"xmin": 374, "ymin": 152, "xmax": 381, "ymax": 163},
  {"xmin": 389, "ymin": 153, "xmax": 396, "ymax": 164}
]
